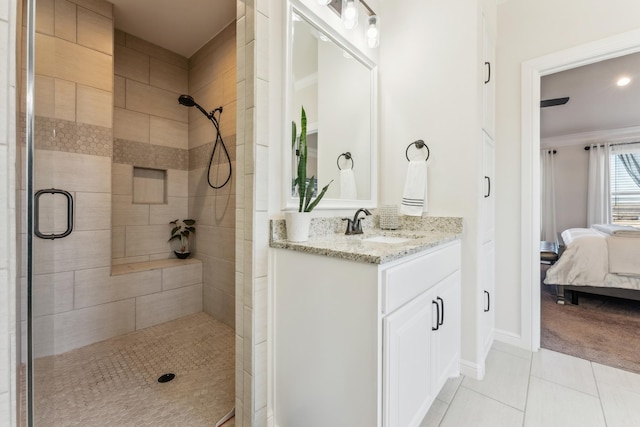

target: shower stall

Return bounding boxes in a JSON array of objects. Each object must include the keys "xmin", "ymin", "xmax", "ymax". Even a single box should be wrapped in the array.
[{"xmin": 19, "ymin": 0, "xmax": 237, "ymax": 424}]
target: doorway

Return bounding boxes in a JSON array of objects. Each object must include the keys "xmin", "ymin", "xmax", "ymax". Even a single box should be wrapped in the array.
[{"xmin": 520, "ymin": 29, "xmax": 640, "ymax": 351}]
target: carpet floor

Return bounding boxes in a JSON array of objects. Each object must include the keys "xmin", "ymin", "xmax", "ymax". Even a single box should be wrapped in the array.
[{"xmin": 541, "ymin": 266, "xmax": 640, "ymax": 375}]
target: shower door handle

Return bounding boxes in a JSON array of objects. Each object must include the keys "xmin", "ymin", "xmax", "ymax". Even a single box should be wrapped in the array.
[{"xmin": 34, "ymin": 188, "xmax": 74, "ymax": 240}]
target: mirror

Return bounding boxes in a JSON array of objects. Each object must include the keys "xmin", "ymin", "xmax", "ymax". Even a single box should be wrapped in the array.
[{"xmin": 286, "ymin": 4, "xmax": 377, "ymax": 208}]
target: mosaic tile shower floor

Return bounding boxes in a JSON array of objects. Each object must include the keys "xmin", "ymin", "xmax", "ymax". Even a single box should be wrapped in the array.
[{"xmin": 27, "ymin": 312, "xmax": 235, "ymax": 426}]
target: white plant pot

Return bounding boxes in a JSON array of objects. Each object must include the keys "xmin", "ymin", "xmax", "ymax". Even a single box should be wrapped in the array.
[{"xmin": 285, "ymin": 212, "xmax": 312, "ymax": 242}]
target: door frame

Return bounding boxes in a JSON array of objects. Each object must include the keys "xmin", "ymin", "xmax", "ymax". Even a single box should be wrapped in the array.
[{"xmin": 520, "ymin": 28, "xmax": 640, "ymax": 351}]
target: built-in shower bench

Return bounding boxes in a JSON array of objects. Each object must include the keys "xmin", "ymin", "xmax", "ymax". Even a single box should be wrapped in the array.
[
  {"xmin": 109, "ymin": 257, "xmax": 204, "ymax": 331},
  {"xmin": 111, "ymin": 257, "xmax": 202, "ymax": 275}
]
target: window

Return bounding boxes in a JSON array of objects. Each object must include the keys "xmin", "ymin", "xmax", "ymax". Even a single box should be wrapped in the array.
[{"xmin": 610, "ymin": 148, "xmax": 640, "ymax": 225}]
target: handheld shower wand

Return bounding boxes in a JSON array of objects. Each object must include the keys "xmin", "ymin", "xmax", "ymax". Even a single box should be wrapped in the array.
[{"xmin": 178, "ymin": 95, "xmax": 231, "ymax": 189}]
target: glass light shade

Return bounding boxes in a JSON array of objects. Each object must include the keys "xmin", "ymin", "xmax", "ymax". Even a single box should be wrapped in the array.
[
  {"xmin": 366, "ymin": 15, "xmax": 379, "ymax": 48},
  {"xmin": 342, "ymin": 0, "xmax": 359, "ymax": 29}
]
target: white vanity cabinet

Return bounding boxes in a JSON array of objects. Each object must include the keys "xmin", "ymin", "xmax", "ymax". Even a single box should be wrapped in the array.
[
  {"xmin": 273, "ymin": 240, "xmax": 461, "ymax": 427},
  {"xmin": 383, "ymin": 269, "xmax": 460, "ymax": 427}
]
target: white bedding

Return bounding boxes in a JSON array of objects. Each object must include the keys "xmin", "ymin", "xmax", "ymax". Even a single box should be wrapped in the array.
[
  {"xmin": 544, "ymin": 227, "xmax": 640, "ymax": 290},
  {"xmin": 592, "ymin": 223, "xmax": 640, "ymax": 237},
  {"xmin": 608, "ymin": 236, "xmax": 640, "ymax": 276}
]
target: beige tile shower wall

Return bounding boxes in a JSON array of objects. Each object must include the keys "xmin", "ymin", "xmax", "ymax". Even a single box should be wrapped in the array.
[
  {"xmin": 111, "ymin": 163, "xmax": 189, "ymax": 264},
  {"xmin": 26, "ymin": 259, "xmax": 203, "ymax": 358},
  {"xmin": 188, "ymin": 22, "xmax": 237, "ymax": 329},
  {"xmin": 112, "ymin": 31, "xmax": 191, "ymax": 263},
  {"xmin": 16, "ymin": 0, "xmax": 129, "ymax": 367}
]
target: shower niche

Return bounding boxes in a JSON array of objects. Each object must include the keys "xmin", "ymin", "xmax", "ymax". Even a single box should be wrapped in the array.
[{"xmin": 132, "ymin": 167, "xmax": 167, "ymax": 205}]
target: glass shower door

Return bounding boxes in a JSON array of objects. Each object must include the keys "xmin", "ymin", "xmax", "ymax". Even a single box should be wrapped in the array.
[{"xmin": 24, "ymin": 0, "xmax": 115, "ymax": 423}]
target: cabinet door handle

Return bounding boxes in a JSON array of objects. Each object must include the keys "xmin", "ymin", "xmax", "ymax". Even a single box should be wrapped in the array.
[
  {"xmin": 437, "ymin": 297, "xmax": 444, "ymax": 326},
  {"xmin": 432, "ymin": 300, "xmax": 440, "ymax": 331},
  {"xmin": 484, "ymin": 290, "xmax": 491, "ymax": 312},
  {"xmin": 484, "ymin": 61, "xmax": 491, "ymax": 84},
  {"xmin": 484, "ymin": 176, "xmax": 491, "ymax": 198}
]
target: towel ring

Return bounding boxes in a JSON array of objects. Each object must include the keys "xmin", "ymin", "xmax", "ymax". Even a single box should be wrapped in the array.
[
  {"xmin": 405, "ymin": 140, "xmax": 430, "ymax": 162},
  {"xmin": 337, "ymin": 152, "xmax": 354, "ymax": 170}
]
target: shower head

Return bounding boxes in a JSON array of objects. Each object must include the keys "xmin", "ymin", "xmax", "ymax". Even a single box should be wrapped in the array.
[
  {"xmin": 177, "ymin": 95, "xmax": 231, "ymax": 189},
  {"xmin": 178, "ymin": 94, "xmax": 210, "ymax": 119},
  {"xmin": 177, "ymin": 94, "xmax": 223, "ymax": 124},
  {"xmin": 178, "ymin": 94, "xmax": 196, "ymax": 107}
]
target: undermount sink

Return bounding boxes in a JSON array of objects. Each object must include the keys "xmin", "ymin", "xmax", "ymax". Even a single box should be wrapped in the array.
[{"xmin": 362, "ymin": 235, "xmax": 413, "ymax": 244}]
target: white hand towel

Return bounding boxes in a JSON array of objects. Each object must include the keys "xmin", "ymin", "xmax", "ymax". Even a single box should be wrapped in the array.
[
  {"xmin": 340, "ymin": 168, "xmax": 357, "ymax": 199},
  {"xmin": 400, "ymin": 160, "xmax": 428, "ymax": 216}
]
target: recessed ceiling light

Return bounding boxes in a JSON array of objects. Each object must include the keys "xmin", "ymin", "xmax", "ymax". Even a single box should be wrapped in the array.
[{"xmin": 617, "ymin": 76, "xmax": 631, "ymax": 87}]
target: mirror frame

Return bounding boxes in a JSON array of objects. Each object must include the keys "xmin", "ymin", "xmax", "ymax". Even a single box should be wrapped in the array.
[{"xmin": 283, "ymin": 1, "xmax": 378, "ymax": 211}]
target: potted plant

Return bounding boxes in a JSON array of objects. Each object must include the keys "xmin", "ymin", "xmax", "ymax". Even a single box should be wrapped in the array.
[
  {"xmin": 287, "ymin": 106, "xmax": 333, "ymax": 241},
  {"xmin": 168, "ymin": 219, "xmax": 196, "ymax": 259}
]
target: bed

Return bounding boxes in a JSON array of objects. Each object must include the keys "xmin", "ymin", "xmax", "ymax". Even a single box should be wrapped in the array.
[{"xmin": 543, "ymin": 224, "xmax": 640, "ymax": 304}]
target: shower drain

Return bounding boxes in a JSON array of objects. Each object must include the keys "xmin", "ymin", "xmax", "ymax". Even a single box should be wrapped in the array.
[{"xmin": 157, "ymin": 373, "xmax": 176, "ymax": 383}]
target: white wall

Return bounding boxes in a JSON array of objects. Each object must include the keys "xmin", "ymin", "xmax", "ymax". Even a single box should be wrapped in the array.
[
  {"xmin": 496, "ymin": 0, "xmax": 640, "ymax": 340},
  {"xmin": 552, "ymin": 145, "xmax": 589, "ymax": 232},
  {"xmin": 379, "ymin": 1, "xmax": 480, "ymax": 214}
]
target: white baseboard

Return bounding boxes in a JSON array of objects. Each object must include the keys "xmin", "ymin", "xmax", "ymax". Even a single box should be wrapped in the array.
[
  {"xmin": 460, "ymin": 358, "xmax": 485, "ymax": 380},
  {"xmin": 494, "ymin": 328, "xmax": 533, "ymax": 351}
]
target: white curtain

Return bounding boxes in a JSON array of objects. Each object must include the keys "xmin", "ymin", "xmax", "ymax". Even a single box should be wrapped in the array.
[
  {"xmin": 540, "ymin": 150, "xmax": 557, "ymax": 242},
  {"xmin": 587, "ymin": 143, "xmax": 611, "ymax": 226}
]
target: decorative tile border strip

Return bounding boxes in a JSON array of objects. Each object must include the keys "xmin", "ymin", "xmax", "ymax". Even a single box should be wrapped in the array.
[
  {"xmin": 21, "ymin": 115, "xmax": 113, "ymax": 157},
  {"xmin": 188, "ymin": 134, "xmax": 236, "ymax": 170},
  {"xmin": 113, "ymin": 138, "xmax": 188, "ymax": 170},
  {"xmin": 20, "ymin": 116, "xmax": 233, "ymax": 172}
]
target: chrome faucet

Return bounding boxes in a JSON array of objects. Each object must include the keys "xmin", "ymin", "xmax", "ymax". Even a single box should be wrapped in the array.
[{"xmin": 343, "ymin": 208, "xmax": 372, "ymax": 235}]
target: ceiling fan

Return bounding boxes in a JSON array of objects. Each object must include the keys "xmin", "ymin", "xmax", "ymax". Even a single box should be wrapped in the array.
[{"xmin": 540, "ymin": 97, "xmax": 570, "ymax": 108}]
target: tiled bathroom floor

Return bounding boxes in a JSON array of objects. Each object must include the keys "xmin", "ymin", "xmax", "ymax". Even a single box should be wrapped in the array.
[
  {"xmin": 28, "ymin": 312, "xmax": 235, "ymax": 427},
  {"xmin": 421, "ymin": 341, "xmax": 640, "ymax": 427}
]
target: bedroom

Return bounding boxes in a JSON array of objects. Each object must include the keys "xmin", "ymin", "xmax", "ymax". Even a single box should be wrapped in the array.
[{"xmin": 539, "ymin": 51, "xmax": 640, "ymax": 372}]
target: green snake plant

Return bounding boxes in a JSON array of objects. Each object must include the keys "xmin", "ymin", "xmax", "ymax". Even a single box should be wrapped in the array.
[{"xmin": 292, "ymin": 106, "xmax": 333, "ymax": 212}]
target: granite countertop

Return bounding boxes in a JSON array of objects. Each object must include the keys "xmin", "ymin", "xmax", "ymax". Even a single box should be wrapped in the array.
[{"xmin": 269, "ymin": 215, "xmax": 462, "ymax": 264}]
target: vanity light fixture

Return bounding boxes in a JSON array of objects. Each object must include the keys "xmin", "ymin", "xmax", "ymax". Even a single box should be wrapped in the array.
[
  {"xmin": 342, "ymin": 0, "xmax": 359, "ymax": 29},
  {"xmin": 327, "ymin": 0, "xmax": 379, "ymax": 48},
  {"xmin": 617, "ymin": 76, "xmax": 631, "ymax": 87},
  {"xmin": 366, "ymin": 15, "xmax": 380, "ymax": 48}
]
